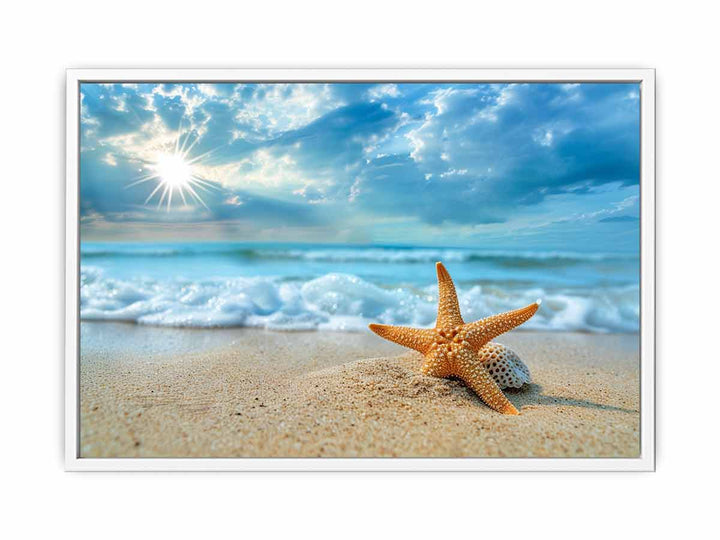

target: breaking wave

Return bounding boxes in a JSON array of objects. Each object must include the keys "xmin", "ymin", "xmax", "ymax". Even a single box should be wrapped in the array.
[{"xmin": 80, "ymin": 266, "xmax": 639, "ymax": 333}]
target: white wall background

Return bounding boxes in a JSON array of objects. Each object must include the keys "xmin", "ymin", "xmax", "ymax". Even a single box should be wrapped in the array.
[{"xmin": 1, "ymin": 1, "xmax": 715, "ymax": 538}]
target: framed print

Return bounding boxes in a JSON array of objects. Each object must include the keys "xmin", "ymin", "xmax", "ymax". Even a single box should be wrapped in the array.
[{"xmin": 65, "ymin": 68, "xmax": 655, "ymax": 471}]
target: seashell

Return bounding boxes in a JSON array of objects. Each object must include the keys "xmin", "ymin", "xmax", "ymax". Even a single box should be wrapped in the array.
[{"xmin": 479, "ymin": 342, "xmax": 531, "ymax": 389}]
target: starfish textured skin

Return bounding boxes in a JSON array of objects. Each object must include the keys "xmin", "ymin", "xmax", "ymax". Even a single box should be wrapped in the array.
[{"xmin": 369, "ymin": 262, "xmax": 540, "ymax": 415}]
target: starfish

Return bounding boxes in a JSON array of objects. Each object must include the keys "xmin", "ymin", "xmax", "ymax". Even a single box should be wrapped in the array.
[{"xmin": 369, "ymin": 262, "xmax": 540, "ymax": 415}]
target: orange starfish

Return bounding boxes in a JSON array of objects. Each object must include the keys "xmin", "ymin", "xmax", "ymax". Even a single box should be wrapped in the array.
[{"xmin": 369, "ymin": 262, "xmax": 540, "ymax": 415}]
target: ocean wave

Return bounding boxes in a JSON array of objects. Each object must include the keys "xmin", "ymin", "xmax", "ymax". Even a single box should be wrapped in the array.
[
  {"xmin": 81, "ymin": 244, "xmax": 636, "ymax": 267},
  {"xmin": 80, "ymin": 266, "xmax": 639, "ymax": 333}
]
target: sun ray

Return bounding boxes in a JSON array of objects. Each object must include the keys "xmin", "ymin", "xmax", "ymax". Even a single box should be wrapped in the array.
[
  {"xmin": 125, "ymin": 172, "xmax": 159, "ymax": 188},
  {"xmin": 181, "ymin": 132, "xmax": 202, "ymax": 158},
  {"xmin": 178, "ymin": 129, "xmax": 192, "ymax": 155},
  {"xmin": 144, "ymin": 181, "xmax": 165, "ymax": 204},
  {"xmin": 184, "ymin": 184, "xmax": 209, "ymax": 209},
  {"xmin": 157, "ymin": 183, "xmax": 170, "ymax": 209},
  {"xmin": 191, "ymin": 175, "xmax": 215, "ymax": 186},
  {"xmin": 188, "ymin": 177, "xmax": 213, "ymax": 192},
  {"xmin": 186, "ymin": 150, "xmax": 217, "ymax": 166},
  {"xmin": 174, "ymin": 120, "xmax": 184, "ymax": 154}
]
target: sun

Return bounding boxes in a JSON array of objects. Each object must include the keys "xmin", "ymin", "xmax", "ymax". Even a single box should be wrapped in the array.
[
  {"xmin": 155, "ymin": 153, "xmax": 192, "ymax": 189},
  {"xmin": 127, "ymin": 131, "xmax": 216, "ymax": 210}
]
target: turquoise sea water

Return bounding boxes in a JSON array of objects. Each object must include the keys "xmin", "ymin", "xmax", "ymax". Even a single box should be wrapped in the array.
[{"xmin": 80, "ymin": 242, "xmax": 639, "ymax": 333}]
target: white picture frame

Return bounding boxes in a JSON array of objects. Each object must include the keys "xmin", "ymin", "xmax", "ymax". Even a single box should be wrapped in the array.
[{"xmin": 66, "ymin": 68, "xmax": 655, "ymax": 471}]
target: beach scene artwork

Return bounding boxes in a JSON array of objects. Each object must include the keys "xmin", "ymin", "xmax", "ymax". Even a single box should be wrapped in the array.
[{"xmin": 79, "ymin": 81, "xmax": 640, "ymax": 458}]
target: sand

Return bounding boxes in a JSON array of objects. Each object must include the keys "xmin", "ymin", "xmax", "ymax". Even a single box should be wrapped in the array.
[{"xmin": 79, "ymin": 322, "xmax": 640, "ymax": 458}]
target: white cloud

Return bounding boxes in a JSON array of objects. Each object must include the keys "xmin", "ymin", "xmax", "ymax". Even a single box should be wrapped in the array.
[
  {"xmin": 406, "ymin": 118, "xmax": 429, "ymax": 162},
  {"xmin": 197, "ymin": 84, "xmax": 219, "ymax": 97},
  {"xmin": 151, "ymin": 84, "xmax": 206, "ymax": 116},
  {"xmin": 614, "ymin": 194, "xmax": 639, "ymax": 211},
  {"xmin": 113, "ymin": 96, "xmax": 127, "ymax": 112},
  {"xmin": 103, "ymin": 153, "xmax": 117, "ymax": 166},
  {"xmin": 224, "ymin": 195, "xmax": 244, "ymax": 206},
  {"xmin": 533, "ymin": 129, "xmax": 554, "ymax": 147},
  {"xmin": 439, "ymin": 168, "xmax": 468, "ymax": 178},
  {"xmin": 570, "ymin": 194, "xmax": 640, "ymax": 222},
  {"xmin": 348, "ymin": 177, "xmax": 362, "ymax": 202},
  {"xmin": 231, "ymin": 84, "xmax": 343, "ymax": 139},
  {"xmin": 407, "ymin": 86, "xmax": 512, "ymax": 164},
  {"xmin": 367, "ymin": 84, "xmax": 400, "ymax": 100},
  {"xmin": 426, "ymin": 87, "xmax": 459, "ymax": 115},
  {"xmin": 80, "ymin": 92, "xmax": 99, "ymax": 127},
  {"xmin": 99, "ymin": 113, "xmax": 179, "ymax": 164},
  {"xmin": 210, "ymin": 148, "xmax": 322, "ymax": 198},
  {"xmin": 471, "ymin": 85, "xmax": 516, "ymax": 123}
]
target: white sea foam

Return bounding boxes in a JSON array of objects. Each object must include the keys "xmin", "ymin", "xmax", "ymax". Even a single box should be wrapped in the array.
[{"xmin": 80, "ymin": 266, "xmax": 639, "ymax": 333}]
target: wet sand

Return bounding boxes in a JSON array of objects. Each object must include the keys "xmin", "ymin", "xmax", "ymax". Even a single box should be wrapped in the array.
[{"xmin": 79, "ymin": 322, "xmax": 640, "ymax": 458}]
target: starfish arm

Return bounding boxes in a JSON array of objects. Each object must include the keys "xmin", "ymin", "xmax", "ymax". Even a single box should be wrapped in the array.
[
  {"xmin": 456, "ymin": 349, "xmax": 519, "ymax": 415},
  {"xmin": 463, "ymin": 300, "xmax": 541, "ymax": 350},
  {"xmin": 420, "ymin": 347, "xmax": 454, "ymax": 377},
  {"xmin": 435, "ymin": 262, "xmax": 464, "ymax": 329},
  {"xmin": 368, "ymin": 324, "xmax": 437, "ymax": 355}
]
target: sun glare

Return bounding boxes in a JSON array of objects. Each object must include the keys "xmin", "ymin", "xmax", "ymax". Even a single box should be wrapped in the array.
[
  {"xmin": 127, "ymin": 131, "xmax": 216, "ymax": 211},
  {"xmin": 155, "ymin": 153, "xmax": 192, "ymax": 188}
]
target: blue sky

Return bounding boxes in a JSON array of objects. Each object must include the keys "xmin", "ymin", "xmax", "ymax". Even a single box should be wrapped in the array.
[{"xmin": 80, "ymin": 82, "xmax": 640, "ymax": 252}]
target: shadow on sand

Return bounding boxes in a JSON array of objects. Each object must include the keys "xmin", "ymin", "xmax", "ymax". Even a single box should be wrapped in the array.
[{"xmin": 504, "ymin": 383, "xmax": 638, "ymax": 414}]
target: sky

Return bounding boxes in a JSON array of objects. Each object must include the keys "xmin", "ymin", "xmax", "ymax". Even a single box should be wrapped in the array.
[{"xmin": 80, "ymin": 81, "xmax": 640, "ymax": 252}]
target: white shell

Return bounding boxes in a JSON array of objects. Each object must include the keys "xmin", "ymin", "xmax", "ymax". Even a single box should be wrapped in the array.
[{"xmin": 479, "ymin": 342, "xmax": 531, "ymax": 389}]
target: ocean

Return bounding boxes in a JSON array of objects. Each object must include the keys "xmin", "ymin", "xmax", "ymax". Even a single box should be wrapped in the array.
[{"xmin": 80, "ymin": 242, "xmax": 640, "ymax": 333}]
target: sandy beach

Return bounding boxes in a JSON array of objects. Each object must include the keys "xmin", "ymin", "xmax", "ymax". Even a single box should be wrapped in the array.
[{"xmin": 79, "ymin": 322, "xmax": 640, "ymax": 458}]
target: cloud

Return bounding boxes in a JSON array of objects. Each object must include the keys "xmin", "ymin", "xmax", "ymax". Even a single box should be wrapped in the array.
[
  {"xmin": 599, "ymin": 215, "xmax": 639, "ymax": 223},
  {"xmin": 230, "ymin": 83, "xmax": 344, "ymax": 140},
  {"xmin": 366, "ymin": 84, "xmax": 401, "ymax": 100},
  {"xmin": 349, "ymin": 154, "xmax": 505, "ymax": 225},
  {"xmin": 79, "ymin": 82, "xmax": 641, "ymax": 248}
]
